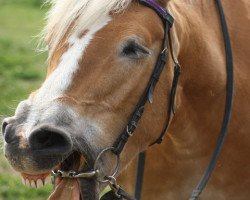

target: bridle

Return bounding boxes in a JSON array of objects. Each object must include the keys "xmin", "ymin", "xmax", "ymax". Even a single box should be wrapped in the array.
[{"xmin": 52, "ymin": 0, "xmax": 234, "ymax": 199}]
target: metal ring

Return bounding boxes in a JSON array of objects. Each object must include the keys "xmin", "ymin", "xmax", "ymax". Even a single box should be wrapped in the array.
[
  {"xmin": 106, "ymin": 176, "xmax": 117, "ymax": 186},
  {"xmin": 93, "ymin": 147, "xmax": 120, "ymax": 183}
]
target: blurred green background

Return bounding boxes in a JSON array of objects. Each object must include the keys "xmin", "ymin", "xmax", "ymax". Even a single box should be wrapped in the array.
[{"xmin": 0, "ymin": 0, "xmax": 53, "ymax": 199}]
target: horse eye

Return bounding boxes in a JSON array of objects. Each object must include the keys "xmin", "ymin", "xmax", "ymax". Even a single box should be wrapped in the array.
[{"xmin": 121, "ymin": 41, "xmax": 149, "ymax": 59}]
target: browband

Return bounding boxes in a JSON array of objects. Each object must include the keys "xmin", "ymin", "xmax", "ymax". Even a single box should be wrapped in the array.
[{"xmin": 139, "ymin": 0, "xmax": 174, "ymax": 26}]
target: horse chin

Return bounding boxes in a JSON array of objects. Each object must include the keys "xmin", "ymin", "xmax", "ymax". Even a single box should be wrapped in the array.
[
  {"xmin": 47, "ymin": 152, "xmax": 83, "ymax": 200},
  {"xmin": 48, "ymin": 152, "xmax": 85, "ymax": 200}
]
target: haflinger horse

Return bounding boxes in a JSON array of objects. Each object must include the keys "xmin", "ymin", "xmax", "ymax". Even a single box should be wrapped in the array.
[{"xmin": 2, "ymin": 0, "xmax": 250, "ymax": 199}]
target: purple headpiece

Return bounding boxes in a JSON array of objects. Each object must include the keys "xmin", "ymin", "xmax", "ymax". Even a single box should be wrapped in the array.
[{"xmin": 139, "ymin": 0, "xmax": 173, "ymax": 26}]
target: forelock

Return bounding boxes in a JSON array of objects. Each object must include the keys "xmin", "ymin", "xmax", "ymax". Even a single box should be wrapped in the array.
[{"xmin": 42, "ymin": 0, "xmax": 133, "ymax": 58}]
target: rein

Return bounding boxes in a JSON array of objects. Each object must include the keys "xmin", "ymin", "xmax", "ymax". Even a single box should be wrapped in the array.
[
  {"xmin": 52, "ymin": 0, "xmax": 234, "ymax": 199},
  {"xmin": 190, "ymin": 0, "xmax": 234, "ymax": 199}
]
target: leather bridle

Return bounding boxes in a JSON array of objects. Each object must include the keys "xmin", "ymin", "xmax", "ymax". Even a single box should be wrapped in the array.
[
  {"xmin": 52, "ymin": 0, "xmax": 234, "ymax": 199},
  {"xmin": 112, "ymin": 0, "xmax": 180, "ymax": 156}
]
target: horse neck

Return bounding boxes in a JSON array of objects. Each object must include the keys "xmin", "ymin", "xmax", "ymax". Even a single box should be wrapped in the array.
[{"xmin": 163, "ymin": 0, "xmax": 227, "ymax": 157}]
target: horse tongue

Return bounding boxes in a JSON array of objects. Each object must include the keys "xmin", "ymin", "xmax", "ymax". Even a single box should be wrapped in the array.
[{"xmin": 48, "ymin": 179, "xmax": 80, "ymax": 200}]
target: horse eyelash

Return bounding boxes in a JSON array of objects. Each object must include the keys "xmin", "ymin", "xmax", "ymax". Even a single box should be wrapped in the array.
[{"xmin": 121, "ymin": 41, "xmax": 150, "ymax": 58}]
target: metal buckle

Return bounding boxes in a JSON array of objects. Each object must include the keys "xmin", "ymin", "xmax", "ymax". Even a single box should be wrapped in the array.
[
  {"xmin": 161, "ymin": 47, "xmax": 167, "ymax": 54},
  {"xmin": 127, "ymin": 122, "xmax": 138, "ymax": 137},
  {"xmin": 126, "ymin": 125, "xmax": 133, "ymax": 136}
]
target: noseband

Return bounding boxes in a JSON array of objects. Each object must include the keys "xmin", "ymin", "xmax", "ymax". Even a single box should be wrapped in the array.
[{"xmin": 52, "ymin": 0, "xmax": 234, "ymax": 199}]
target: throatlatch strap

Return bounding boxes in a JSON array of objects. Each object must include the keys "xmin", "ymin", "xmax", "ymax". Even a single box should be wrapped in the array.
[
  {"xmin": 190, "ymin": 0, "xmax": 234, "ymax": 199},
  {"xmin": 151, "ymin": 27, "xmax": 181, "ymax": 145}
]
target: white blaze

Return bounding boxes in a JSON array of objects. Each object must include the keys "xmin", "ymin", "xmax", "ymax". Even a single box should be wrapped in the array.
[
  {"xmin": 24, "ymin": 15, "xmax": 112, "ymax": 137},
  {"xmin": 36, "ymin": 15, "xmax": 112, "ymax": 101}
]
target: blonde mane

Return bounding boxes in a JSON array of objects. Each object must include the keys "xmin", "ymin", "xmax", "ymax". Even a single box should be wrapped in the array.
[{"xmin": 43, "ymin": 0, "xmax": 132, "ymax": 57}]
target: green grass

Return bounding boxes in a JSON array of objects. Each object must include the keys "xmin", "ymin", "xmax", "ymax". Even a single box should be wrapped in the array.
[
  {"xmin": 0, "ymin": 175, "xmax": 52, "ymax": 200},
  {"xmin": 0, "ymin": 2, "xmax": 47, "ymax": 116},
  {"xmin": 0, "ymin": 1, "xmax": 53, "ymax": 199}
]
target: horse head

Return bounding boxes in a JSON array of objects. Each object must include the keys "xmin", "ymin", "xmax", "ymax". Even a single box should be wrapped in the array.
[{"xmin": 2, "ymin": 0, "xmax": 174, "ymax": 199}]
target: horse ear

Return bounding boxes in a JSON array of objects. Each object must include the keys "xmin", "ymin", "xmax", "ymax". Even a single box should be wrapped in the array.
[{"xmin": 157, "ymin": 0, "xmax": 170, "ymax": 8}]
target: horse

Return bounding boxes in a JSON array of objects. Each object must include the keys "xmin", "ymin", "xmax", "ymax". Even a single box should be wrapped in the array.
[{"xmin": 2, "ymin": 0, "xmax": 250, "ymax": 199}]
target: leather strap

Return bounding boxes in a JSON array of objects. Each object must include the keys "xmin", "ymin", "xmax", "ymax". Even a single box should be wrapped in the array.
[
  {"xmin": 100, "ymin": 186, "xmax": 136, "ymax": 200},
  {"xmin": 134, "ymin": 0, "xmax": 234, "ymax": 200},
  {"xmin": 134, "ymin": 152, "xmax": 146, "ymax": 200},
  {"xmin": 112, "ymin": 8, "xmax": 175, "ymax": 155},
  {"xmin": 100, "ymin": 191, "xmax": 122, "ymax": 200},
  {"xmin": 190, "ymin": 0, "xmax": 234, "ymax": 199}
]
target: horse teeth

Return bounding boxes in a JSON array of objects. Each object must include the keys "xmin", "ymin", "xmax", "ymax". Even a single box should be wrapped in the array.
[
  {"xmin": 31, "ymin": 180, "xmax": 37, "ymax": 188},
  {"xmin": 36, "ymin": 179, "xmax": 44, "ymax": 188},
  {"xmin": 44, "ymin": 176, "xmax": 51, "ymax": 185},
  {"xmin": 25, "ymin": 179, "xmax": 31, "ymax": 187},
  {"xmin": 21, "ymin": 177, "xmax": 26, "ymax": 185}
]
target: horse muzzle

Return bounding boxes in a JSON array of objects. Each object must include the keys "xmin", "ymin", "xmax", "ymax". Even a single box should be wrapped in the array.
[
  {"xmin": 2, "ymin": 120, "xmax": 73, "ymax": 173},
  {"xmin": 1, "ymin": 99, "xmax": 103, "ymax": 192}
]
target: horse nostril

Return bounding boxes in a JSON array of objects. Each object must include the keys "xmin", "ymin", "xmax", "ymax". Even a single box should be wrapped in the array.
[
  {"xmin": 2, "ymin": 121, "xmax": 18, "ymax": 145},
  {"xmin": 28, "ymin": 126, "xmax": 73, "ymax": 156},
  {"xmin": 2, "ymin": 121, "xmax": 8, "ymax": 135},
  {"xmin": 34, "ymin": 132, "xmax": 53, "ymax": 148}
]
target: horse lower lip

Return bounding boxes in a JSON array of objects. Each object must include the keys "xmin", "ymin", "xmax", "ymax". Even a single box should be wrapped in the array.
[
  {"xmin": 48, "ymin": 154, "xmax": 85, "ymax": 200},
  {"xmin": 48, "ymin": 178, "xmax": 81, "ymax": 200}
]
